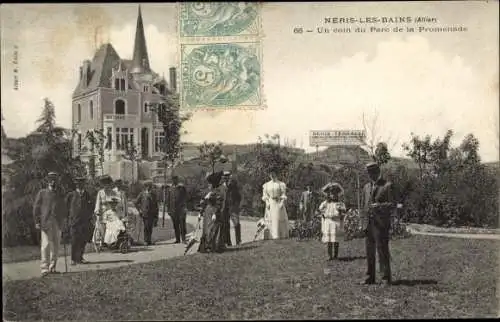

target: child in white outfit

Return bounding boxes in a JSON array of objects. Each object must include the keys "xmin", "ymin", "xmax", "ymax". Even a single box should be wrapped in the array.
[{"xmin": 318, "ymin": 183, "xmax": 346, "ymax": 260}]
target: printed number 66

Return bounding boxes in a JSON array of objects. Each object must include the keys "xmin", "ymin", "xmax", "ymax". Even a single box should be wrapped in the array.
[{"xmin": 293, "ymin": 27, "xmax": 303, "ymax": 34}]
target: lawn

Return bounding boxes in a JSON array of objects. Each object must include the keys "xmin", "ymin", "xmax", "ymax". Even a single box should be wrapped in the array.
[
  {"xmin": 3, "ymin": 235, "xmax": 498, "ymax": 320},
  {"xmin": 2, "ymin": 221, "xmax": 195, "ymax": 264}
]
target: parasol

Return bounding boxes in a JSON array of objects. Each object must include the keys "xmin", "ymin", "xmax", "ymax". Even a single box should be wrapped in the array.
[{"xmin": 253, "ymin": 218, "xmax": 267, "ymax": 241}]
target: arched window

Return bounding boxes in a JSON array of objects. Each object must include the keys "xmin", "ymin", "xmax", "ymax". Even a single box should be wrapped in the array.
[
  {"xmin": 114, "ymin": 99, "xmax": 125, "ymax": 115},
  {"xmin": 89, "ymin": 100, "xmax": 94, "ymax": 120},
  {"xmin": 77, "ymin": 104, "xmax": 81, "ymax": 122}
]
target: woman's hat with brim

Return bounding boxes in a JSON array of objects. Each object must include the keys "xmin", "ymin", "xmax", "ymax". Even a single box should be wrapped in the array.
[
  {"xmin": 142, "ymin": 180, "xmax": 153, "ymax": 187},
  {"xmin": 206, "ymin": 171, "xmax": 223, "ymax": 187},
  {"xmin": 107, "ymin": 197, "xmax": 120, "ymax": 205},
  {"xmin": 321, "ymin": 182, "xmax": 344, "ymax": 195},
  {"xmin": 99, "ymin": 175, "xmax": 113, "ymax": 186}
]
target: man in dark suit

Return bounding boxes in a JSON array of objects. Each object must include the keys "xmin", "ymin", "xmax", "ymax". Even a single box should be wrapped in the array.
[
  {"xmin": 66, "ymin": 177, "xmax": 94, "ymax": 265},
  {"xmin": 135, "ymin": 180, "xmax": 159, "ymax": 245},
  {"xmin": 299, "ymin": 184, "xmax": 315, "ymax": 222},
  {"xmin": 33, "ymin": 172, "xmax": 67, "ymax": 277},
  {"xmin": 221, "ymin": 171, "xmax": 242, "ymax": 246},
  {"xmin": 166, "ymin": 176, "xmax": 188, "ymax": 244},
  {"xmin": 361, "ymin": 162, "xmax": 395, "ymax": 286}
]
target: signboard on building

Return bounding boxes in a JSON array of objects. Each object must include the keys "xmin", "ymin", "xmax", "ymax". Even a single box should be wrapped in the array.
[{"xmin": 309, "ymin": 130, "xmax": 366, "ymax": 147}]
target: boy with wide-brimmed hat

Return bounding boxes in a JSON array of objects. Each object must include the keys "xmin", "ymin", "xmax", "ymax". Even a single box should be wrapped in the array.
[
  {"xmin": 318, "ymin": 182, "xmax": 346, "ymax": 260},
  {"xmin": 33, "ymin": 172, "xmax": 67, "ymax": 276}
]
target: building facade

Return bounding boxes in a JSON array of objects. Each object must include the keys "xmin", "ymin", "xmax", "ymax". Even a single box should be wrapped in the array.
[{"xmin": 71, "ymin": 6, "xmax": 176, "ymax": 180}]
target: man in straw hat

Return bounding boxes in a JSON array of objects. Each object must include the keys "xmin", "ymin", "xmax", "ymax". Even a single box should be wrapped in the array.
[
  {"xmin": 361, "ymin": 162, "xmax": 395, "ymax": 286},
  {"xmin": 33, "ymin": 172, "xmax": 67, "ymax": 277},
  {"xmin": 135, "ymin": 180, "xmax": 159, "ymax": 245},
  {"xmin": 66, "ymin": 176, "xmax": 94, "ymax": 265}
]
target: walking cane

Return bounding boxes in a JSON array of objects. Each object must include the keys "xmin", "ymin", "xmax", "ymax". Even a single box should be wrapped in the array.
[{"xmin": 63, "ymin": 231, "xmax": 68, "ymax": 273}]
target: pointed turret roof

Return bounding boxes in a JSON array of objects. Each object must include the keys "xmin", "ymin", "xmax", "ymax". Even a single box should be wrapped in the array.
[{"xmin": 131, "ymin": 5, "xmax": 151, "ymax": 74}]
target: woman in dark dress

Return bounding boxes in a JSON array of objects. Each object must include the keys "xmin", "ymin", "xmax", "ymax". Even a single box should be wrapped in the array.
[{"xmin": 198, "ymin": 171, "xmax": 226, "ymax": 253}]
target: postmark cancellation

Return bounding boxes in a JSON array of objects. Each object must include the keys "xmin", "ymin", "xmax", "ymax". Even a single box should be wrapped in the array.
[{"xmin": 179, "ymin": 2, "xmax": 262, "ymax": 41}]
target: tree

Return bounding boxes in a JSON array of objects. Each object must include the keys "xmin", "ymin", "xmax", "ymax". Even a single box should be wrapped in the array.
[
  {"xmin": 84, "ymin": 129, "xmax": 106, "ymax": 178},
  {"xmin": 123, "ymin": 142, "xmax": 141, "ymax": 183},
  {"xmin": 3, "ymin": 98, "xmax": 86, "ymax": 246},
  {"xmin": 361, "ymin": 109, "xmax": 399, "ymax": 157},
  {"xmin": 374, "ymin": 142, "xmax": 391, "ymax": 165},
  {"xmin": 402, "ymin": 133, "xmax": 433, "ymax": 180},
  {"xmin": 151, "ymin": 94, "xmax": 190, "ymax": 179},
  {"xmin": 198, "ymin": 141, "xmax": 226, "ymax": 173}
]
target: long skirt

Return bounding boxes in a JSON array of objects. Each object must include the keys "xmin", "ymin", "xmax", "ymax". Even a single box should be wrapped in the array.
[
  {"xmin": 265, "ymin": 200, "xmax": 289, "ymax": 240},
  {"xmin": 198, "ymin": 205, "xmax": 225, "ymax": 253}
]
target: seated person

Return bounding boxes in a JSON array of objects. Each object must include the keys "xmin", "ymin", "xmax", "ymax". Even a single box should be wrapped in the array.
[{"xmin": 102, "ymin": 197, "xmax": 127, "ymax": 245}]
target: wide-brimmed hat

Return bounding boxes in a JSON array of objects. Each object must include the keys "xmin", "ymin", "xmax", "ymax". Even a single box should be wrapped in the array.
[
  {"xmin": 114, "ymin": 179, "xmax": 124, "ymax": 186},
  {"xmin": 74, "ymin": 176, "xmax": 86, "ymax": 182},
  {"xmin": 142, "ymin": 180, "xmax": 153, "ymax": 187},
  {"xmin": 222, "ymin": 171, "xmax": 231, "ymax": 177},
  {"xmin": 99, "ymin": 175, "xmax": 113, "ymax": 185},
  {"xmin": 321, "ymin": 182, "xmax": 344, "ymax": 195},
  {"xmin": 206, "ymin": 171, "xmax": 223, "ymax": 187},
  {"xmin": 107, "ymin": 197, "xmax": 120, "ymax": 204}
]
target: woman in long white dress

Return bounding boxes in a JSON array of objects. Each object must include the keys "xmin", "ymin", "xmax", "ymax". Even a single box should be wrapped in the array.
[
  {"xmin": 93, "ymin": 175, "xmax": 121, "ymax": 246},
  {"xmin": 262, "ymin": 169, "xmax": 289, "ymax": 239}
]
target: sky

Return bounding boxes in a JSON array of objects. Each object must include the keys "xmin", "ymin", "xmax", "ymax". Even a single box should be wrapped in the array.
[{"xmin": 1, "ymin": 2, "xmax": 498, "ymax": 161}]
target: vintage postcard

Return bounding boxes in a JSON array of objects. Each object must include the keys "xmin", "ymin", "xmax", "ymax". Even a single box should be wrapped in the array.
[{"xmin": 1, "ymin": 2, "xmax": 499, "ymax": 321}]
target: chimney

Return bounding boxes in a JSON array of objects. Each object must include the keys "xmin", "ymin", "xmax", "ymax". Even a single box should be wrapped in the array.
[{"xmin": 169, "ymin": 67, "xmax": 177, "ymax": 93}]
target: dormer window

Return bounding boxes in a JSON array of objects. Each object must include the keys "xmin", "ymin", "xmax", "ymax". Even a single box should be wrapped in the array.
[
  {"xmin": 114, "ymin": 78, "xmax": 126, "ymax": 91},
  {"xmin": 143, "ymin": 85, "xmax": 149, "ymax": 92}
]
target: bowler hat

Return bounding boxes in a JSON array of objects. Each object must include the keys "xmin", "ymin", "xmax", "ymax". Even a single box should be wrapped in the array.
[
  {"xmin": 47, "ymin": 172, "xmax": 58, "ymax": 179},
  {"xmin": 366, "ymin": 162, "xmax": 380, "ymax": 170},
  {"xmin": 99, "ymin": 175, "xmax": 113, "ymax": 185}
]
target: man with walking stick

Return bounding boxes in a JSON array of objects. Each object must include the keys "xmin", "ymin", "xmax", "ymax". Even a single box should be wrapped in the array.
[
  {"xmin": 33, "ymin": 172, "xmax": 67, "ymax": 277},
  {"xmin": 66, "ymin": 176, "xmax": 94, "ymax": 265},
  {"xmin": 135, "ymin": 180, "xmax": 160, "ymax": 246}
]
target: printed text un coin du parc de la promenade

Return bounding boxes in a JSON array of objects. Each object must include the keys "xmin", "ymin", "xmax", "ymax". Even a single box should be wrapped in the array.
[{"xmin": 293, "ymin": 16, "xmax": 468, "ymax": 34}]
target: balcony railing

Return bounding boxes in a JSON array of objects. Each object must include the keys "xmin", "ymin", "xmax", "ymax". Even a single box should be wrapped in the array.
[{"xmin": 104, "ymin": 114, "xmax": 138, "ymax": 122}]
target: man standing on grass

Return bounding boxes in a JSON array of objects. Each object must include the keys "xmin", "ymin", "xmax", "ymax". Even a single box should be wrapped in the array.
[
  {"xmin": 33, "ymin": 172, "xmax": 67, "ymax": 277},
  {"xmin": 66, "ymin": 176, "xmax": 94, "ymax": 265},
  {"xmin": 166, "ymin": 176, "xmax": 188, "ymax": 244},
  {"xmin": 361, "ymin": 162, "xmax": 395, "ymax": 286},
  {"xmin": 299, "ymin": 183, "xmax": 315, "ymax": 222},
  {"xmin": 135, "ymin": 180, "xmax": 159, "ymax": 246},
  {"xmin": 220, "ymin": 171, "xmax": 243, "ymax": 246}
]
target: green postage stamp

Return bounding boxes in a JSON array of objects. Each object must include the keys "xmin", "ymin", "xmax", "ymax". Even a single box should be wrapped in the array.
[
  {"xmin": 179, "ymin": 3, "xmax": 261, "ymax": 38},
  {"xmin": 180, "ymin": 42, "xmax": 262, "ymax": 110}
]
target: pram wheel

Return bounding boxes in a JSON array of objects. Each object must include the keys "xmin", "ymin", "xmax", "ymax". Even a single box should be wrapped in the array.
[{"xmin": 119, "ymin": 240, "xmax": 130, "ymax": 254}]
